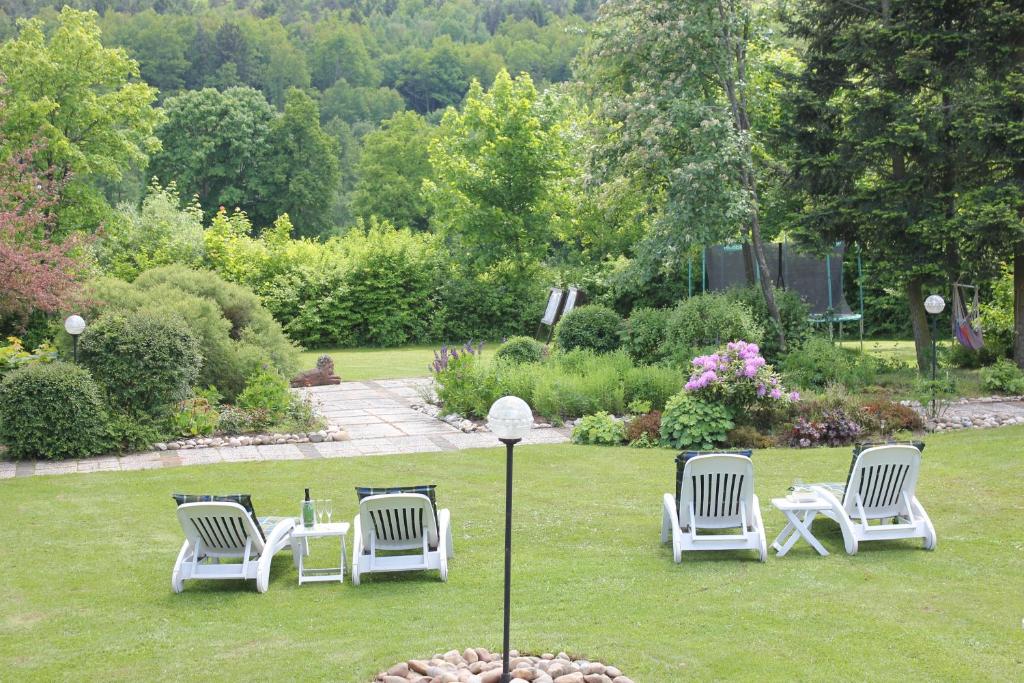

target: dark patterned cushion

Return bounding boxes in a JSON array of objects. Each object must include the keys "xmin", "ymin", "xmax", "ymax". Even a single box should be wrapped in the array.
[
  {"xmin": 355, "ymin": 484, "xmax": 438, "ymax": 520},
  {"xmin": 172, "ymin": 493, "xmax": 266, "ymax": 541},
  {"xmin": 674, "ymin": 450, "xmax": 752, "ymax": 502},
  {"xmin": 847, "ymin": 441, "xmax": 924, "ymax": 488}
]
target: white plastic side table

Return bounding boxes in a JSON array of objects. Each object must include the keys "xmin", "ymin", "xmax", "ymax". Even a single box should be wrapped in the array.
[
  {"xmin": 291, "ymin": 522, "xmax": 350, "ymax": 584},
  {"xmin": 771, "ymin": 497, "xmax": 830, "ymax": 557}
]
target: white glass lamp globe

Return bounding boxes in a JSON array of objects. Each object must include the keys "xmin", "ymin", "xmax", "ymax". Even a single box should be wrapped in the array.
[
  {"xmin": 64, "ymin": 314, "xmax": 86, "ymax": 336},
  {"xmin": 924, "ymin": 295, "xmax": 945, "ymax": 315},
  {"xmin": 487, "ymin": 396, "xmax": 533, "ymax": 441}
]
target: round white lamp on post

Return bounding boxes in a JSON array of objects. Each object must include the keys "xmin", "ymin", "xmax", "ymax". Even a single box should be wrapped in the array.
[
  {"xmin": 923, "ymin": 294, "xmax": 945, "ymax": 414},
  {"xmin": 486, "ymin": 396, "xmax": 533, "ymax": 683},
  {"xmin": 64, "ymin": 314, "xmax": 86, "ymax": 363}
]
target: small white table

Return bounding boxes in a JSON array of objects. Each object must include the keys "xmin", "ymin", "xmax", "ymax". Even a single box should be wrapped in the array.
[
  {"xmin": 771, "ymin": 497, "xmax": 831, "ymax": 557},
  {"xmin": 291, "ymin": 522, "xmax": 350, "ymax": 585}
]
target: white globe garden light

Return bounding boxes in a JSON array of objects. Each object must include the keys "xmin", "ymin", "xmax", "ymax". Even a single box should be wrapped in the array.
[
  {"xmin": 63, "ymin": 314, "xmax": 86, "ymax": 336},
  {"xmin": 487, "ymin": 395, "xmax": 533, "ymax": 442},
  {"xmin": 487, "ymin": 394, "xmax": 534, "ymax": 683},
  {"xmin": 64, "ymin": 314, "xmax": 86, "ymax": 363},
  {"xmin": 924, "ymin": 294, "xmax": 945, "ymax": 316}
]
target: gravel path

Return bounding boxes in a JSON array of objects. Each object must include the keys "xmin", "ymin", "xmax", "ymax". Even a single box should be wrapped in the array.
[{"xmin": 0, "ymin": 378, "xmax": 572, "ymax": 479}]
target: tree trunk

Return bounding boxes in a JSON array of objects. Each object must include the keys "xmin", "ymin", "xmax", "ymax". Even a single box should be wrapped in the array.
[
  {"xmin": 1015, "ymin": 244, "xmax": 1024, "ymax": 368},
  {"xmin": 741, "ymin": 241, "xmax": 756, "ymax": 285},
  {"xmin": 749, "ymin": 202, "xmax": 786, "ymax": 352},
  {"xmin": 906, "ymin": 276, "xmax": 932, "ymax": 373}
]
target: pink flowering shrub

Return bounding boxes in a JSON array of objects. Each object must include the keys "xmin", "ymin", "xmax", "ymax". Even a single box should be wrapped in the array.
[{"xmin": 684, "ymin": 340, "xmax": 798, "ymax": 413}]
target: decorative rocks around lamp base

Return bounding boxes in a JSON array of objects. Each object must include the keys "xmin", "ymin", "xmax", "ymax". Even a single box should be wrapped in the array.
[{"xmin": 374, "ymin": 649, "xmax": 633, "ymax": 683}]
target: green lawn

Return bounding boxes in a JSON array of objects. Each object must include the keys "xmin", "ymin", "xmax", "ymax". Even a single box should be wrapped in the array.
[
  {"xmin": 298, "ymin": 343, "xmax": 497, "ymax": 382},
  {"xmin": 298, "ymin": 344, "xmax": 437, "ymax": 381},
  {"xmin": 2, "ymin": 429, "xmax": 1022, "ymax": 680}
]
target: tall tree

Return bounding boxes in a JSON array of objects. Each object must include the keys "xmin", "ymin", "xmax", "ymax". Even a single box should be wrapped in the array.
[
  {"xmin": 580, "ymin": 0, "xmax": 788, "ymax": 351},
  {"xmin": 425, "ymin": 69, "xmax": 569, "ymax": 272},
  {"xmin": 351, "ymin": 110, "xmax": 434, "ymax": 231},
  {"xmin": 254, "ymin": 88, "xmax": 340, "ymax": 236},
  {"xmin": 786, "ymin": 0, "xmax": 1024, "ymax": 371},
  {"xmin": 0, "ymin": 7, "xmax": 160, "ymax": 233},
  {"xmin": 149, "ymin": 86, "xmax": 275, "ymax": 220}
]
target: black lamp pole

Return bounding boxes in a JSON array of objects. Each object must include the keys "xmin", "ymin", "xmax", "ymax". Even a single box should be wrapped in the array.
[
  {"xmin": 929, "ymin": 314, "xmax": 938, "ymax": 414},
  {"xmin": 71, "ymin": 334, "xmax": 79, "ymax": 364},
  {"xmin": 499, "ymin": 437, "xmax": 519, "ymax": 683}
]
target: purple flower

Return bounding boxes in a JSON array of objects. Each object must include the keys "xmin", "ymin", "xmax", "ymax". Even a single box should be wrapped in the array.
[
  {"xmin": 789, "ymin": 391, "xmax": 800, "ymax": 401},
  {"xmin": 756, "ymin": 384, "xmax": 766, "ymax": 397},
  {"xmin": 770, "ymin": 388, "xmax": 782, "ymax": 399}
]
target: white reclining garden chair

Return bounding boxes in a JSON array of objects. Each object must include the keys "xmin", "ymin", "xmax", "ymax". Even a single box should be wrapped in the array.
[
  {"xmin": 351, "ymin": 493, "xmax": 452, "ymax": 585},
  {"xmin": 661, "ymin": 453, "xmax": 767, "ymax": 562},
  {"xmin": 172, "ymin": 501, "xmax": 296, "ymax": 593},
  {"xmin": 811, "ymin": 443, "xmax": 936, "ymax": 555}
]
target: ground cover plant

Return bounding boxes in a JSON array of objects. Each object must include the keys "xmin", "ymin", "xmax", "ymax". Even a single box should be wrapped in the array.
[{"xmin": 0, "ymin": 428, "xmax": 1021, "ymax": 680}]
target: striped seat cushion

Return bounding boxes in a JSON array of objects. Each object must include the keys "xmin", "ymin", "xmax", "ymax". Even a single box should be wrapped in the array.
[
  {"xmin": 674, "ymin": 450, "xmax": 752, "ymax": 503},
  {"xmin": 355, "ymin": 484, "xmax": 438, "ymax": 520},
  {"xmin": 172, "ymin": 493, "xmax": 266, "ymax": 541}
]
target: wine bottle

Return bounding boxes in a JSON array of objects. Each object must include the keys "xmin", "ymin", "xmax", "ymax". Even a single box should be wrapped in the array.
[{"xmin": 302, "ymin": 487, "xmax": 315, "ymax": 528}]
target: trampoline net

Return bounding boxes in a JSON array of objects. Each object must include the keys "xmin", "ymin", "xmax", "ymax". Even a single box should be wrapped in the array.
[{"xmin": 704, "ymin": 243, "xmax": 858, "ymax": 318}]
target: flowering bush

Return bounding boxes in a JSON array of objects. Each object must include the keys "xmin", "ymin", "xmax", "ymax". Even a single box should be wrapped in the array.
[
  {"xmin": 430, "ymin": 340, "xmax": 485, "ymax": 374},
  {"xmin": 684, "ymin": 340, "xmax": 798, "ymax": 413}
]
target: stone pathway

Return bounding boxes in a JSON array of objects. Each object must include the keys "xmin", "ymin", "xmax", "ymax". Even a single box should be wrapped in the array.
[
  {"xmin": 0, "ymin": 379, "xmax": 571, "ymax": 479},
  {"xmin": 929, "ymin": 396, "xmax": 1024, "ymax": 431}
]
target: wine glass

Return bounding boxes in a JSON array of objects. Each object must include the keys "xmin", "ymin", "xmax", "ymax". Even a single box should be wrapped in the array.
[
  {"xmin": 324, "ymin": 499, "xmax": 333, "ymax": 525},
  {"xmin": 316, "ymin": 499, "xmax": 326, "ymax": 525}
]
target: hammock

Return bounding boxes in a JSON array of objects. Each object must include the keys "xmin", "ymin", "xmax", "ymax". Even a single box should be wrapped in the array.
[{"xmin": 952, "ymin": 283, "xmax": 984, "ymax": 351}]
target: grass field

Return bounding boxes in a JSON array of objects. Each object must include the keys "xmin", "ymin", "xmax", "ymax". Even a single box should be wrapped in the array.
[
  {"xmin": 2, "ymin": 427, "xmax": 1022, "ymax": 681},
  {"xmin": 298, "ymin": 344, "xmax": 438, "ymax": 381}
]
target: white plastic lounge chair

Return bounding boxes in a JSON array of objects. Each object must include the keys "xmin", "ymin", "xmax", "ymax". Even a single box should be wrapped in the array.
[
  {"xmin": 172, "ymin": 502, "xmax": 296, "ymax": 593},
  {"xmin": 661, "ymin": 453, "xmax": 767, "ymax": 562},
  {"xmin": 811, "ymin": 444, "xmax": 936, "ymax": 555},
  {"xmin": 351, "ymin": 493, "xmax": 452, "ymax": 585}
]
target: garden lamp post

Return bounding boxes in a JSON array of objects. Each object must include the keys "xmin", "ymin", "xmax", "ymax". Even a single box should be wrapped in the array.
[
  {"xmin": 924, "ymin": 294, "xmax": 945, "ymax": 414},
  {"xmin": 64, "ymin": 315, "xmax": 86, "ymax": 363},
  {"xmin": 486, "ymin": 396, "xmax": 534, "ymax": 683}
]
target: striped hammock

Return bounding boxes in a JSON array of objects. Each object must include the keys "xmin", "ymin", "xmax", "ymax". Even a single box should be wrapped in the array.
[{"xmin": 952, "ymin": 283, "xmax": 984, "ymax": 351}]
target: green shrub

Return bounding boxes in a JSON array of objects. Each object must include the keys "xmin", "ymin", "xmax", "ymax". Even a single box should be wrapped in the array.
[
  {"xmin": 90, "ymin": 266, "xmax": 299, "ymax": 399},
  {"xmin": 433, "ymin": 261, "xmax": 547, "ymax": 342},
  {"xmin": 553, "ymin": 304, "xmax": 624, "ymax": 353},
  {"xmin": 622, "ymin": 307, "xmax": 672, "ymax": 364},
  {"xmin": 0, "ymin": 336, "xmax": 57, "ymax": 376},
  {"xmin": 533, "ymin": 364, "xmax": 624, "ymax": 422},
  {"xmin": 495, "ymin": 336, "xmax": 547, "ymax": 364},
  {"xmin": 780, "ymin": 337, "xmax": 876, "ymax": 390},
  {"xmin": 724, "ymin": 425, "xmax": 774, "ymax": 449},
  {"xmin": 724, "ymin": 286, "xmax": 811, "ymax": 362},
  {"xmin": 980, "ymin": 358, "xmax": 1024, "ymax": 395},
  {"xmin": 572, "ymin": 412, "xmax": 626, "ymax": 445},
  {"xmin": 106, "ymin": 411, "xmax": 166, "ymax": 451},
  {"xmin": 0, "ymin": 362, "xmax": 111, "ymax": 459},
  {"xmin": 623, "ymin": 365, "xmax": 683, "ymax": 411},
  {"xmin": 659, "ymin": 392, "xmax": 734, "ymax": 450},
  {"xmin": 217, "ymin": 406, "xmax": 267, "ymax": 435},
  {"xmin": 496, "ymin": 361, "xmax": 544, "ymax": 407},
  {"xmin": 79, "ymin": 311, "xmax": 202, "ymax": 414},
  {"xmin": 170, "ymin": 389, "xmax": 222, "ymax": 437},
  {"xmin": 665, "ymin": 293, "xmax": 762, "ymax": 362},
  {"xmin": 626, "ymin": 410, "xmax": 662, "ymax": 445},
  {"xmin": 857, "ymin": 398, "xmax": 925, "ymax": 435},
  {"xmin": 237, "ymin": 369, "xmax": 293, "ymax": 422},
  {"xmin": 435, "ymin": 355, "xmax": 503, "ymax": 419}
]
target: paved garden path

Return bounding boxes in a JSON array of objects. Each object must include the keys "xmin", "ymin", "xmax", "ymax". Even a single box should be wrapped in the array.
[{"xmin": 0, "ymin": 379, "xmax": 572, "ymax": 478}]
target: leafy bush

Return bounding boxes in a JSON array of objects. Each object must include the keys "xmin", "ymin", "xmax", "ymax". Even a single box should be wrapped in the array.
[
  {"xmin": 533, "ymin": 363, "xmax": 624, "ymax": 421},
  {"xmin": 724, "ymin": 425, "xmax": 774, "ymax": 449},
  {"xmin": 430, "ymin": 340, "xmax": 485, "ymax": 374},
  {"xmin": 665, "ymin": 292, "xmax": 763, "ymax": 362},
  {"xmin": 90, "ymin": 266, "xmax": 299, "ymax": 399},
  {"xmin": 432, "ymin": 260, "xmax": 547, "ymax": 342},
  {"xmin": 0, "ymin": 362, "xmax": 110, "ymax": 459},
  {"xmin": 79, "ymin": 311, "xmax": 202, "ymax": 414},
  {"xmin": 626, "ymin": 410, "xmax": 661, "ymax": 444},
  {"xmin": 217, "ymin": 406, "xmax": 268, "ymax": 435},
  {"xmin": 495, "ymin": 336, "xmax": 547, "ymax": 365},
  {"xmin": 912, "ymin": 373, "xmax": 959, "ymax": 421},
  {"xmin": 788, "ymin": 408, "xmax": 862, "ymax": 448},
  {"xmin": 780, "ymin": 337, "xmax": 876, "ymax": 390},
  {"xmin": 980, "ymin": 358, "xmax": 1024, "ymax": 395},
  {"xmin": 623, "ymin": 365, "xmax": 683, "ymax": 411},
  {"xmin": 857, "ymin": 399, "xmax": 924, "ymax": 435},
  {"xmin": 572, "ymin": 412, "xmax": 626, "ymax": 445},
  {"xmin": 553, "ymin": 304, "xmax": 624, "ymax": 353},
  {"xmin": 724, "ymin": 286, "xmax": 811, "ymax": 362},
  {"xmin": 627, "ymin": 399, "xmax": 653, "ymax": 415},
  {"xmin": 622, "ymin": 307, "xmax": 672, "ymax": 364},
  {"xmin": 237, "ymin": 369, "xmax": 293, "ymax": 423},
  {"xmin": 684, "ymin": 340, "xmax": 797, "ymax": 413},
  {"xmin": 95, "ymin": 181, "xmax": 206, "ymax": 281},
  {"xmin": 435, "ymin": 355, "xmax": 503, "ymax": 418},
  {"xmin": 106, "ymin": 411, "xmax": 166, "ymax": 451},
  {"xmin": 170, "ymin": 389, "xmax": 222, "ymax": 437},
  {"xmin": 0, "ymin": 336, "xmax": 57, "ymax": 376},
  {"xmin": 659, "ymin": 392, "xmax": 734, "ymax": 450}
]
